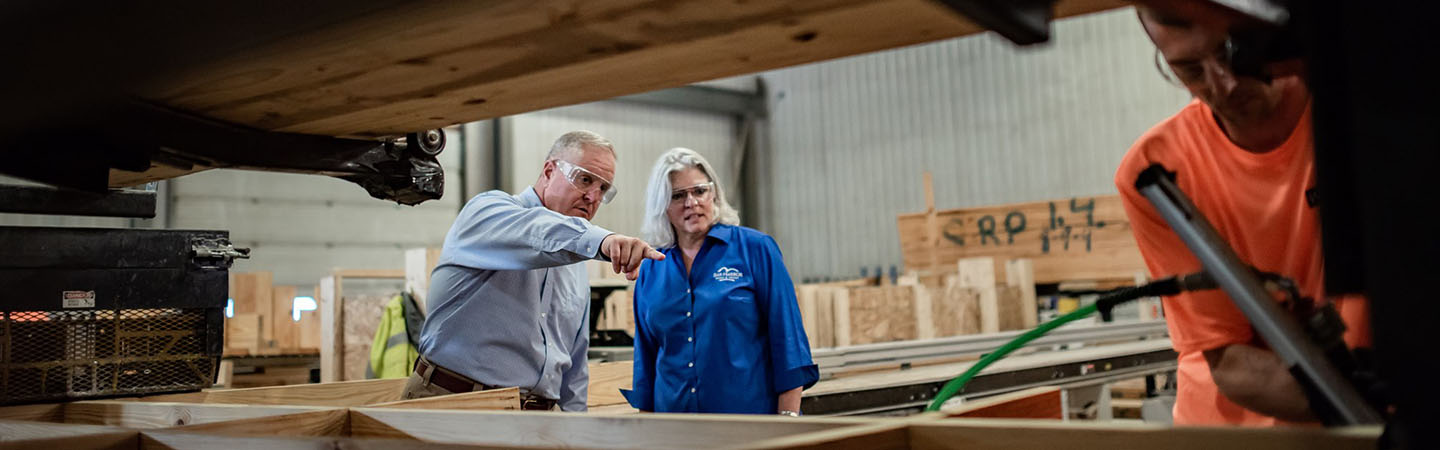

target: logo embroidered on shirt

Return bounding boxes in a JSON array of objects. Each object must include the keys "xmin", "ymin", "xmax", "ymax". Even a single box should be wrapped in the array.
[{"xmin": 713, "ymin": 267, "xmax": 743, "ymax": 282}]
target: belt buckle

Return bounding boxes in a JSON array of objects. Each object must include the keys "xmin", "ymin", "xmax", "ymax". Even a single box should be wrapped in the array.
[{"xmin": 521, "ymin": 397, "xmax": 550, "ymax": 411}]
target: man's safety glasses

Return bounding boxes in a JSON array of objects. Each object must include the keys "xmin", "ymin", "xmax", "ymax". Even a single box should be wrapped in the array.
[
  {"xmin": 670, "ymin": 182, "xmax": 715, "ymax": 205},
  {"xmin": 554, "ymin": 160, "xmax": 616, "ymax": 204}
]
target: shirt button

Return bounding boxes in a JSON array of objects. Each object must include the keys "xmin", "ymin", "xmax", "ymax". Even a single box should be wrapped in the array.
[
  {"xmin": 685, "ymin": 311, "xmax": 691, "ymax": 317},
  {"xmin": 688, "ymin": 362, "xmax": 694, "ymax": 368},
  {"xmin": 690, "ymin": 388, "xmax": 697, "ymax": 393},
  {"xmin": 686, "ymin": 288, "xmax": 691, "ymax": 294},
  {"xmin": 687, "ymin": 337, "xmax": 693, "ymax": 342},
  {"xmin": 540, "ymin": 313, "xmax": 547, "ymax": 318}
]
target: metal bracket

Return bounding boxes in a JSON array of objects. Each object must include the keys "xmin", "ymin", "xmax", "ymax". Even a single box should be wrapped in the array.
[
  {"xmin": 190, "ymin": 237, "xmax": 251, "ymax": 270},
  {"xmin": 930, "ymin": 0, "xmax": 1057, "ymax": 45},
  {"xmin": 0, "ymin": 101, "xmax": 447, "ymax": 205}
]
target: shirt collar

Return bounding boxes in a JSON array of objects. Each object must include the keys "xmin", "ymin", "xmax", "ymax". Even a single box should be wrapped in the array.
[
  {"xmin": 706, "ymin": 223, "xmax": 734, "ymax": 244},
  {"xmin": 519, "ymin": 186, "xmax": 543, "ymax": 208}
]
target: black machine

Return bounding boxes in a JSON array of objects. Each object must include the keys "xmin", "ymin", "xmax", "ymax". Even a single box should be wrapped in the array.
[{"xmin": 0, "ymin": 213, "xmax": 248, "ymax": 404}]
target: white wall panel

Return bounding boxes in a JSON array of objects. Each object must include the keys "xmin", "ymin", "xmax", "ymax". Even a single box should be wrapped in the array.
[{"xmin": 757, "ymin": 8, "xmax": 1192, "ymax": 280}]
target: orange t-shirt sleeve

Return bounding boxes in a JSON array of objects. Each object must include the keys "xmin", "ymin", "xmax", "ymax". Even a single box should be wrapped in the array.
[{"xmin": 1115, "ymin": 134, "xmax": 1255, "ymax": 355}]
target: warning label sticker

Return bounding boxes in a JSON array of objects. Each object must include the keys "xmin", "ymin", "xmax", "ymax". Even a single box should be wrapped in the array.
[{"xmin": 62, "ymin": 291, "xmax": 96, "ymax": 309}]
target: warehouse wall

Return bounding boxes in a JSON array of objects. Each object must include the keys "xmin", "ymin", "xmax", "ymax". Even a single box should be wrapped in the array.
[
  {"xmin": 754, "ymin": 8, "xmax": 1192, "ymax": 280},
  {"xmin": 505, "ymin": 101, "xmax": 740, "ymax": 243}
]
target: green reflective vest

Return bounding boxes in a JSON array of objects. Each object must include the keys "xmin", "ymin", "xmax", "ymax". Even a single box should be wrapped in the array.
[{"xmin": 368, "ymin": 293, "xmax": 423, "ymax": 379}]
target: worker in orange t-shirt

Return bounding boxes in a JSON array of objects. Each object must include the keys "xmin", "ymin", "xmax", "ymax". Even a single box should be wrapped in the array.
[{"xmin": 1114, "ymin": 6, "xmax": 1371, "ymax": 426}]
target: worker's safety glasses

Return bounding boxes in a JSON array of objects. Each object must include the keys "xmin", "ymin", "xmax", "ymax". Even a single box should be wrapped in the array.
[
  {"xmin": 554, "ymin": 160, "xmax": 616, "ymax": 204},
  {"xmin": 670, "ymin": 182, "xmax": 715, "ymax": 205}
]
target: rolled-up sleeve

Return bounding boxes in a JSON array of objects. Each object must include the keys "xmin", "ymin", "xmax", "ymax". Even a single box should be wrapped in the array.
[{"xmin": 756, "ymin": 236, "xmax": 818, "ymax": 393}]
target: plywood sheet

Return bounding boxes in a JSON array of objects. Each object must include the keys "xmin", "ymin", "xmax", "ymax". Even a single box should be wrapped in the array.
[{"xmin": 899, "ymin": 195, "xmax": 1144, "ymax": 284}]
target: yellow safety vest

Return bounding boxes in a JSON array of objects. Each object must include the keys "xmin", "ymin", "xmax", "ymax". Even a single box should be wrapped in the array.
[{"xmin": 369, "ymin": 293, "xmax": 421, "ymax": 379}]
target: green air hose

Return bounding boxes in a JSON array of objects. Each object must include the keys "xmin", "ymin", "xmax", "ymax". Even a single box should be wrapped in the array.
[{"xmin": 925, "ymin": 303, "xmax": 1101, "ymax": 412}]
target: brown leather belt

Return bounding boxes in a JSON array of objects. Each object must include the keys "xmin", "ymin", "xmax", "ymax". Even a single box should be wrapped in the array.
[{"xmin": 415, "ymin": 357, "xmax": 557, "ymax": 411}]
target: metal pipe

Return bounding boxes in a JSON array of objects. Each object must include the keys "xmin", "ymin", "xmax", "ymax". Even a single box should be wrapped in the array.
[{"xmin": 1135, "ymin": 164, "xmax": 1380, "ymax": 425}]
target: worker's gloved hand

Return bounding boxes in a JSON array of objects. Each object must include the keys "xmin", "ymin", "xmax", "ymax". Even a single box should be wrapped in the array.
[{"xmin": 601, "ymin": 234, "xmax": 665, "ymax": 280}]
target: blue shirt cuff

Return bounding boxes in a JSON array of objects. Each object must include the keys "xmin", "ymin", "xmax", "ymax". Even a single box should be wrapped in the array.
[
  {"xmin": 571, "ymin": 224, "xmax": 613, "ymax": 259},
  {"xmin": 774, "ymin": 364, "xmax": 819, "ymax": 393}
]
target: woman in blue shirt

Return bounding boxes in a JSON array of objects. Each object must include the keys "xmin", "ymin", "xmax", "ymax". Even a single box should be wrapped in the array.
[{"xmin": 622, "ymin": 147, "xmax": 817, "ymax": 415}]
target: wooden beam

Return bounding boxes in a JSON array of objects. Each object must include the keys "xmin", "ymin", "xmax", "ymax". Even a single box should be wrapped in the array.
[
  {"xmin": 940, "ymin": 386, "xmax": 1063, "ymax": 419},
  {"xmin": 225, "ymin": 313, "xmax": 262, "ymax": 355},
  {"xmin": 171, "ymin": 408, "xmax": 349, "ymax": 437},
  {"xmin": 587, "ymin": 361, "xmax": 633, "ymax": 408},
  {"xmin": 319, "ymin": 275, "xmax": 340, "ymax": 383},
  {"xmin": 368, "ymin": 388, "xmax": 520, "ymax": 411},
  {"xmin": 137, "ymin": 378, "xmax": 406, "ymax": 407},
  {"xmin": 272, "ymin": 285, "xmax": 300, "ymax": 352},
  {"xmin": 348, "ymin": 408, "xmax": 866, "ymax": 447},
  {"xmin": 0, "ymin": 402, "xmax": 65, "ymax": 423},
  {"xmin": 832, "ymin": 288, "xmax": 851, "ymax": 347},
  {"xmin": 1003, "ymin": 259, "xmax": 1038, "ymax": 330},
  {"xmin": 0, "ymin": 424, "xmax": 136, "ymax": 450},
  {"xmin": 741, "ymin": 422, "xmax": 911, "ymax": 450},
  {"xmin": 63, "ymin": 401, "xmax": 338, "ymax": 429},
  {"xmin": 955, "ymin": 258, "xmax": 999, "ymax": 334},
  {"xmin": 905, "ymin": 420, "xmax": 1379, "ymax": 450},
  {"xmin": 134, "ymin": 0, "xmax": 1125, "ymax": 138}
]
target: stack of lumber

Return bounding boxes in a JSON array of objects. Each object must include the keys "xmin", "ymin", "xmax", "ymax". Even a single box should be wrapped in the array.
[
  {"xmin": 797, "ymin": 257, "xmax": 1038, "ymax": 348},
  {"xmin": 225, "ymin": 272, "xmax": 320, "ymax": 356}
]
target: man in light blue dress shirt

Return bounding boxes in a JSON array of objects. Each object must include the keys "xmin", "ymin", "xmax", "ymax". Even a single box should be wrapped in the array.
[{"xmin": 403, "ymin": 131, "xmax": 663, "ymax": 411}]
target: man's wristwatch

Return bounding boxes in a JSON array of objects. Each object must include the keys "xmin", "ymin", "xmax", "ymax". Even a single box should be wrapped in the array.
[{"xmin": 777, "ymin": 410, "xmax": 801, "ymax": 417}]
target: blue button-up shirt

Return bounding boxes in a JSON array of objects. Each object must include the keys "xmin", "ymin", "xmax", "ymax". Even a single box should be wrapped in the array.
[
  {"xmin": 624, "ymin": 224, "xmax": 818, "ymax": 414},
  {"xmin": 418, "ymin": 187, "xmax": 611, "ymax": 412}
]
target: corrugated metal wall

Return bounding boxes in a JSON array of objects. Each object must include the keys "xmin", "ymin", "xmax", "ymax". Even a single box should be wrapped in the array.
[
  {"xmin": 506, "ymin": 101, "xmax": 739, "ymax": 243},
  {"xmin": 757, "ymin": 8, "xmax": 1192, "ymax": 280}
]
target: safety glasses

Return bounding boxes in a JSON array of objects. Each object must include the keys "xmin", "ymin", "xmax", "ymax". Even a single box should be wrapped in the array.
[
  {"xmin": 554, "ymin": 160, "xmax": 616, "ymax": 204},
  {"xmin": 669, "ymin": 181, "xmax": 715, "ymax": 205}
]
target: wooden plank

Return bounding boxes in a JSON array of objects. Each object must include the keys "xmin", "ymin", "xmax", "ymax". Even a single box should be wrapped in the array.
[
  {"xmin": 906, "ymin": 420, "xmax": 1379, "ymax": 450},
  {"xmin": 586, "ymin": 361, "xmax": 633, "ymax": 408},
  {"xmin": 348, "ymin": 408, "xmax": 866, "ymax": 447},
  {"xmin": 133, "ymin": 0, "xmax": 1123, "ymax": 139},
  {"xmin": 0, "ymin": 402, "xmax": 65, "ymax": 422},
  {"xmin": 225, "ymin": 313, "xmax": 262, "ymax": 355},
  {"xmin": 369, "ymin": 388, "xmax": 520, "ymax": 411},
  {"xmin": 941, "ymin": 387, "xmax": 1063, "ymax": 419},
  {"xmin": 319, "ymin": 275, "xmax": 340, "ymax": 383},
  {"xmin": 1004, "ymin": 259, "xmax": 1038, "ymax": 330},
  {"xmin": 202, "ymin": 378, "xmax": 405, "ymax": 407},
  {"xmin": 297, "ymin": 308, "xmax": 322, "ymax": 352},
  {"xmin": 797, "ymin": 286, "xmax": 819, "ymax": 347},
  {"xmin": 216, "ymin": 359, "xmax": 235, "ymax": 388},
  {"xmin": 911, "ymin": 284, "xmax": 936, "ymax": 340},
  {"xmin": 273, "ymin": 285, "xmax": 299, "ymax": 352},
  {"xmin": 231, "ymin": 272, "xmax": 276, "ymax": 349},
  {"xmin": 832, "ymin": 288, "xmax": 851, "ymax": 347},
  {"xmin": 955, "ymin": 258, "xmax": 999, "ymax": 334},
  {"xmin": 742, "ymin": 422, "xmax": 911, "ymax": 450},
  {"xmin": 0, "ymin": 421, "xmax": 135, "ymax": 450},
  {"xmin": 813, "ymin": 287, "xmax": 835, "ymax": 349},
  {"xmin": 63, "ymin": 401, "xmax": 337, "ymax": 429},
  {"xmin": 404, "ymin": 247, "xmax": 443, "ymax": 312},
  {"xmin": 995, "ymin": 286, "xmax": 1025, "ymax": 332},
  {"xmin": 171, "ymin": 408, "xmax": 348, "ymax": 437},
  {"xmin": 898, "ymin": 195, "xmax": 1144, "ymax": 284}
]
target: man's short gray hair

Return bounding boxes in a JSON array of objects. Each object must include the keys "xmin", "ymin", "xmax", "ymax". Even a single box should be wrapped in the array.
[
  {"xmin": 641, "ymin": 148, "xmax": 740, "ymax": 248},
  {"xmin": 547, "ymin": 130, "xmax": 615, "ymax": 161}
]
